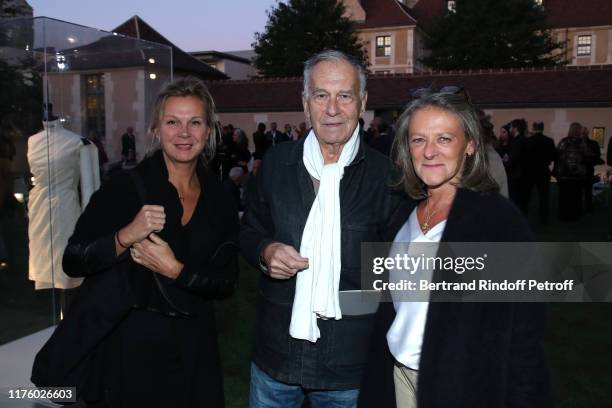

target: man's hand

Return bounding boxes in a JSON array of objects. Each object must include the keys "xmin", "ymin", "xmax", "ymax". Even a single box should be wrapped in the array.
[{"xmin": 262, "ymin": 242, "xmax": 309, "ymax": 280}]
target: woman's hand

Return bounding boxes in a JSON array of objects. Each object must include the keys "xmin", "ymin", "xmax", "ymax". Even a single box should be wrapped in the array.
[
  {"xmin": 130, "ymin": 233, "xmax": 183, "ymax": 279},
  {"xmin": 117, "ymin": 205, "xmax": 166, "ymax": 248}
]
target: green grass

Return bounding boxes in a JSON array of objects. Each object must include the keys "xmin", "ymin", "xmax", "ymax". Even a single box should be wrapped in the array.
[{"xmin": 216, "ymin": 257, "xmax": 258, "ymax": 408}]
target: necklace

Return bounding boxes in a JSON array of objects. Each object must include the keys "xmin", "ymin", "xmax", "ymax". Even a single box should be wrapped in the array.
[{"xmin": 420, "ymin": 196, "xmax": 451, "ymax": 234}]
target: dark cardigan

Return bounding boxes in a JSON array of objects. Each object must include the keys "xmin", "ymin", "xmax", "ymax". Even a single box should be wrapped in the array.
[{"xmin": 359, "ymin": 189, "xmax": 551, "ymax": 408}]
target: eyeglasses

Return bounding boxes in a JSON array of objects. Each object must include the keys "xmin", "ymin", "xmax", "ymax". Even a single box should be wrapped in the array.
[{"xmin": 410, "ymin": 85, "xmax": 471, "ymax": 103}]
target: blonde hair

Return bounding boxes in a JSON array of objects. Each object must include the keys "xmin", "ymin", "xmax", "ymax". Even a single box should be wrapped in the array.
[{"xmin": 148, "ymin": 77, "xmax": 218, "ymax": 161}]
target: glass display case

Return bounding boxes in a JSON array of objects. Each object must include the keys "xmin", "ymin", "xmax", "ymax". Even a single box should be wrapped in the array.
[{"xmin": 0, "ymin": 16, "xmax": 172, "ymax": 350}]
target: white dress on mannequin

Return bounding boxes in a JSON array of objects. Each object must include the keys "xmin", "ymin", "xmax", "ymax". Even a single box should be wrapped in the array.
[{"xmin": 27, "ymin": 120, "xmax": 99, "ymax": 289}]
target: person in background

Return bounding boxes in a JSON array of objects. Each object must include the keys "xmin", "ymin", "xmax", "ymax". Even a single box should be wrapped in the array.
[
  {"xmin": 253, "ymin": 122, "xmax": 269, "ymax": 159},
  {"xmin": 481, "ymin": 118, "xmax": 509, "ymax": 198},
  {"xmin": 88, "ymin": 130, "xmax": 109, "ymax": 175},
  {"xmin": 506, "ymin": 118, "xmax": 529, "ymax": 214},
  {"xmin": 295, "ymin": 121, "xmax": 308, "ymax": 140},
  {"xmin": 284, "ymin": 123, "xmax": 295, "ymax": 141},
  {"xmin": 606, "ymin": 136, "xmax": 612, "ymax": 167},
  {"xmin": 495, "ymin": 124, "xmax": 511, "ymax": 166},
  {"xmin": 230, "ymin": 128, "xmax": 252, "ymax": 174},
  {"xmin": 580, "ymin": 125, "xmax": 603, "ymax": 211},
  {"xmin": 121, "ymin": 126, "xmax": 137, "ymax": 163},
  {"xmin": 58, "ymin": 77, "xmax": 239, "ymax": 406},
  {"xmin": 266, "ymin": 122, "xmax": 289, "ymax": 147},
  {"xmin": 525, "ymin": 121, "xmax": 556, "ymax": 224},
  {"xmin": 359, "ymin": 92, "xmax": 549, "ymax": 408},
  {"xmin": 223, "ymin": 166, "xmax": 244, "ymax": 211},
  {"xmin": 555, "ymin": 122, "xmax": 590, "ymax": 221},
  {"xmin": 367, "ymin": 120, "xmax": 393, "ymax": 157}
]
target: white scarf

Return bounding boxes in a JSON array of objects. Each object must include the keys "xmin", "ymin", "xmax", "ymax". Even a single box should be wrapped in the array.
[{"xmin": 289, "ymin": 125, "xmax": 361, "ymax": 342}]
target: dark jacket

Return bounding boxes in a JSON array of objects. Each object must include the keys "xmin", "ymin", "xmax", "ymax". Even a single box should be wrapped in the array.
[
  {"xmin": 240, "ymin": 134, "xmax": 405, "ymax": 389},
  {"xmin": 266, "ymin": 129, "xmax": 290, "ymax": 146},
  {"xmin": 607, "ymin": 136, "xmax": 612, "ymax": 166},
  {"xmin": 506, "ymin": 134, "xmax": 529, "ymax": 182},
  {"xmin": 33, "ymin": 150, "xmax": 239, "ymax": 407},
  {"xmin": 253, "ymin": 130, "xmax": 270, "ymax": 159},
  {"xmin": 121, "ymin": 132, "xmax": 136, "ymax": 160},
  {"xmin": 359, "ymin": 189, "xmax": 551, "ymax": 408},
  {"xmin": 555, "ymin": 136, "xmax": 590, "ymax": 181},
  {"xmin": 526, "ymin": 132, "xmax": 556, "ymax": 179}
]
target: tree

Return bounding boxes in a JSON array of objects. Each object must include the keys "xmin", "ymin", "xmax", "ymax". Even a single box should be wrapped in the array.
[
  {"xmin": 252, "ymin": 0, "xmax": 367, "ymax": 77},
  {"xmin": 420, "ymin": 0, "xmax": 565, "ymax": 70}
]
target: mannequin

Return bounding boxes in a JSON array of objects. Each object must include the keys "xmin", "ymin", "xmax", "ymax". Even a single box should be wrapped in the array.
[{"xmin": 27, "ymin": 107, "xmax": 100, "ymax": 290}]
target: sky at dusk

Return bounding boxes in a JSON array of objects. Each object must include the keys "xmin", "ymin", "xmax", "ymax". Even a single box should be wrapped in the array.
[{"xmin": 29, "ymin": 0, "xmax": 278, "ymax": 52}]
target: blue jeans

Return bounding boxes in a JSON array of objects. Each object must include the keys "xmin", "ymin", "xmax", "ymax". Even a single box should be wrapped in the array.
[{"xmin": 249, "ymin": 362, "xmax": 359, "ymax": 408}]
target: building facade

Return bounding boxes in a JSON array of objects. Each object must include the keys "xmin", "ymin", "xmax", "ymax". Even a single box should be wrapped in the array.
[
  {"xmin": 343, "ymin": 0, "xmax": 612, "ymax": 73},
  {"xmin": 209, "ymin": 65, "xmax": 612, "ymax": 161}
]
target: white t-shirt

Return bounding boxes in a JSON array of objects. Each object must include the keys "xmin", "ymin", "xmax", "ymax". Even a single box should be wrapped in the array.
[{"xmin": 386, "ymin": 208, "xmax": 446, "ymax": 370}]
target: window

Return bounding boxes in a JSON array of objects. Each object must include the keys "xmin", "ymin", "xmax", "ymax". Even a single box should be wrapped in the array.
[
  {"xmin": 447, "ymin": 1, "xmax": 456, "ymax": 12},
  {"xmin": 375, "ymin": 35, "xmax": 391, "ymax": 57},
  {"xmin": 85, "ymin": 74, "xmax": 105, "ymax": 139},
  {"xmin": 577, "ymin": 35, "xmax": 592, "ymax": 56}
]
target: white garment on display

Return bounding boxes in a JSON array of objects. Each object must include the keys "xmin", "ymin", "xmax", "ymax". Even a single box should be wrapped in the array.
[
  {"xmin": 79, "ymin": 142, "xmax": 100, "ymax": 209},
  {"xmin": 27, "ymin": 120, "xmax": 100, "ymax": 290}
]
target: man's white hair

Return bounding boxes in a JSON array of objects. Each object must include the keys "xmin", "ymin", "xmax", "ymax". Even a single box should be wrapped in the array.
[{"xmin": 302, "ymin": 49, "xmax": 367, "ymax": 99}]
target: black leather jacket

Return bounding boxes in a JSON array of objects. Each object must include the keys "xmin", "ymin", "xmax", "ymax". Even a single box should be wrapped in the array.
[{"xmin": 240, "ymin": 133, "xmax": 405, "ymax": 389}]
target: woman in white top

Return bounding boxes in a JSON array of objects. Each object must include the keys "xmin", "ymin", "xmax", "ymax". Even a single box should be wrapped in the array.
[{"xmin": 359, "ymin": 92, "xmax": 550, "ymax": 408}]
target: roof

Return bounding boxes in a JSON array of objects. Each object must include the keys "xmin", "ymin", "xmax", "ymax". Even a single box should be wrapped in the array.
[
  {"xmin": 408, "ymin": 0, "xmax": 447, "ymax": 33},
  {"xmin": 207, "ymin": 65, "xmax": 612, "ymax": 112},
  {"xmin": 190, "ymin": 50, "xmax": 252, "ymax": 64},
  {"xmin": 357, "ymin": 0, "xmax": 417, "ymax": 29},
  {"xmin": 112, "ymin": 16, "xmax": 227, "ymax": 80},
  {"xmin": 544, "ymin": 0, "xmax": 612, "ymax": 29},
  {"xmin": 225, "ymin": 50, "xmax": 257, "ymax": 61},
  {"xmin": 51, "ymin": 34, "xmax": 170, "ymax": 71}
]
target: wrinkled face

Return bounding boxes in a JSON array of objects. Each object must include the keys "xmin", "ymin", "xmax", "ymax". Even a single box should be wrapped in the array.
[
  {"xmin": 408, "ymin": 107, "xmax": 474, "ymax": 189},
  {"xmin": 303, "ymin": 60, "xmax": 366, "ymax": 148},
  {"xmin": 158, "ymin": 96, "xmax": 209, "ymax": 165}
]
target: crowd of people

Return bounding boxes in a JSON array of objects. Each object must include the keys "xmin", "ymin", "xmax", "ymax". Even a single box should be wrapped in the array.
[
  {"xmin": 494, "ymin": 119, "xmax": 605, "ymax": 222},
  {"xmin": 211, "ymin": 113, "xmax": 609, "ymax": 225},
  {"xmin": 29, "ymin": 48, "xmax": 611, "ymax": 408}
]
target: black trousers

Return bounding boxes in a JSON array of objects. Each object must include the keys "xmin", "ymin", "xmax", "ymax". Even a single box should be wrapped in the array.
[
  {"xmin": 558, "ymin": 180, "xmax": 582, "ymax": 221},
  {"xmin": 582, "ymin": 174, "xmax": 595, "ymax": 211},
  {"xmin": 509, "ymin": 178, "xmax": 530, "ymax": 215},
  {"xmin": 526, "ymin": 176, "xmax": 551, "ymax": 223}
]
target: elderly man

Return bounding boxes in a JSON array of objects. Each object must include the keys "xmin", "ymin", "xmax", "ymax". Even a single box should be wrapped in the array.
[{"xmin": 240, "ymin": 50, "xmax": 403, "ymax": 407}]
